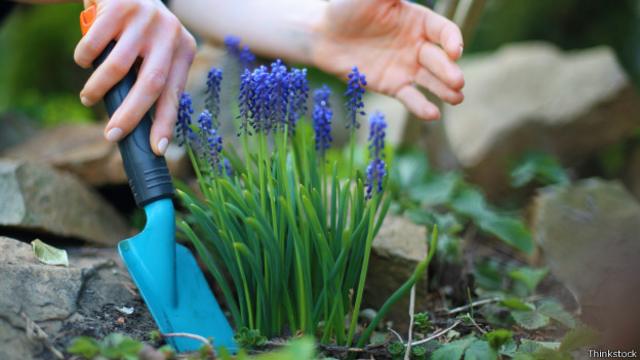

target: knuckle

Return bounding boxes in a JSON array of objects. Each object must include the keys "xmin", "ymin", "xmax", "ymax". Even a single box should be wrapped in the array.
[
  {"xmin": 109, "ymin": 60, "xmax": 130, "ymax": 78},
  {"xmin": 183, "ymin": 34, "xmax": 197, "ymax": 62},
  {"xmin": 143, "ymin": 69, "xmax": 168, "ymax": 93}
]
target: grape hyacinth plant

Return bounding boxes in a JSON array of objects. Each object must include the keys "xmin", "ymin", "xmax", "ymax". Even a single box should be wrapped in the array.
[{"xmin": 176, "ymin": 53, "xmax": 432, "ymax": 349}]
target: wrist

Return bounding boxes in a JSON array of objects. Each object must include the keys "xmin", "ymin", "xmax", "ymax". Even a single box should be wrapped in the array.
[{"xmin": 285, "ymin": 0, "xmax": 328, "ymax": 66}]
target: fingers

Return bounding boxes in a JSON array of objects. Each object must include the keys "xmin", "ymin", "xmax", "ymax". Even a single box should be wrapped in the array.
[
  {"xmin": 396, "ymin": 85, "xmax": 440, "ymax": 121},
  {"xmin": 150, "ymin": 31, "xmax": 196, "ymax": 155},
  {"xmin": 415, "ymin": 68, "xmax": 463, "ymax": 105},
  {"xmin": 74, "ymin": 1, "xmax": 132, "ymax": 68},
  {"xmin": 104, "ymin": 33, "xmax": 176, "ymax": 145},
  {"xmin": 419, "ymin": 42, "xmax": 464, "ymax": 90},
  {"xmin": 423, "ymin": 8, "xmax": 464, "ymax": 60},
  {"xmin": 79, "ymin": 23, "xmax": 145, "ymax": 106}
]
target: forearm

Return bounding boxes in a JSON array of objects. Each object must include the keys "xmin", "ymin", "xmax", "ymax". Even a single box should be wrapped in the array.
[
  {"xmin": 11, "ymin": 0, "xmax": 81, "ymax": 3},
  {"xmin": 170, "ymin": 0, "xmax": 327, "ymax": 66}
]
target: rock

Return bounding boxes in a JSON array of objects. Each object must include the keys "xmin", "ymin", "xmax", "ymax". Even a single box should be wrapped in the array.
[
  {"xmin": 2, "ymin": 123, "xmax": 190, "ymax": 186},
  {"xmin": 0, "ymin": 236, "xmax": 155, "ymax": 360},
  {"xmin": 531, "ymin": 179, "xmax": 640, "ymax": 347},
  {"xmin": 0, "ymin": 159, "xmax": 128, "ymax": 245},
  {"xmin": 444, "ymin": 43, "xmax": 640, "ymax": 197},
  {"xmin": 0, "ymin": 112, "xmax": 39, "ymax": 153},
  {"xmin": 624, "ymin": 146, "xmax": 640, "ymax": 200},
  {"xmin": 364, "ymin": 215, "xmax": 429, "ymax": 330}
]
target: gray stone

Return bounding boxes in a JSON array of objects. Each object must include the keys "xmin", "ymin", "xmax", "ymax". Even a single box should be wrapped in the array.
[
  {"xmin": 0, "ymin": 113, "xmax": 39, "ymax": 153},
  {"xmin": 0, "ymin": 159, "xmax": 128, "ymax": 245},
  {"xmin": 0, "ymin": 236, "xmax": 155, "ymax": 360},
  {"xmin": 365, "ymin": 215, "xmax": 429, "ymax": 329},
  {"xmin": 624, "ymin": 146, "xmax": 640, "ymax": 200},
  {"xmin": 2, "ymin": 123, "xmax": 190, "ymax": 186},
  {"xmin": 444, "ymin": 43, "xmax": 640, "ymax": 197},
  {"xmin": 531, "ymin": 179, "xmax": 640, "ymax": 347}
]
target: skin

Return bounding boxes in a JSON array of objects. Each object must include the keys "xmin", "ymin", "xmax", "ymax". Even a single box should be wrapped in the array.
[
  {"xmin": 16, "ymin": 0, "xmax": 196, "ymax": 155},
  {"xmin": 16, "ymin": 0, "xmax": 463, "ymax": 153},
  {"xmin": 173, "ymin": 0, "xmax": 464, "ymax": 120}
]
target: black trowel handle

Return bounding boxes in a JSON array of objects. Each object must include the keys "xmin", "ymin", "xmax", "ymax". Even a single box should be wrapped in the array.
[
  {"xmin": 94, "ymin": 42, "xmax": 175, "ymax": 207},
  {"xmin": 80, "ymin": 5, "xmax": 173, "ymax": 207}
]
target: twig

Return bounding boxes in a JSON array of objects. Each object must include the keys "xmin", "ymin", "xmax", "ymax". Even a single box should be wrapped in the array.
[
  {"xmin": 404, "ymin": 286, "xmax": 416, "ymax": 360},
  {"xmin": 163, "ymin": 332, "xmax": 212, "ymax": 348},
  {"xmin": 441, "ymin": 297, "xmax": 503, "ymax": 315},
  {"xmin": 388, "ymin": 328, "xmax": 404, "ymax": 343},
  {"xmin": 467, "ymin": 315, "xmax": 487, "ymax": 335},
  {"xmin": 410, "ymin": 320, "xmax": 462, "ymax": 347},
  {"xmin": 20, "ymin": 312, "xmax": 64, "ymax": 360}
]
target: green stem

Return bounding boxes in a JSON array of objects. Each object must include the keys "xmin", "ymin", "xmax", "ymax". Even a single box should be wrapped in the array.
[
  {"xmin": 354, "ymin": 226, "xmax": 439, "ymax": 349},
  {"xmin": 346, "ymin": 205, "xmax": 376, "ymax": 346}
]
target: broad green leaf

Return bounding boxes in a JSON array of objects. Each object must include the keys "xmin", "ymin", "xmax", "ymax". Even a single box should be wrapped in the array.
[
  {"xmin": 559, "ymin": 326, "xmax": 599, "ymax": 352},
  {"xmin": 499, "ymin": 339, "xmax": 518, "ymax": 357},
  {"xmin": 449, "ymin": 187, "xmax": 533, "ymax": 254},
  {"xmin": 392, "ymin": 151, "xmax": 430, "ymax": 188},
  {"xmin": 31, "ymin": 239, "xmax": 68, "ymax": 267},
  {"xmin": 510, "ymin": 152, "xmax": 569, "ymax": 188},
  {"xmin": 449, "ymin": 187, "xmax": 488, "ymax": 220},
  {"xmin": 511, "ymin": 308, "xmax": 550, "ymax": 330},
  {"xmin": 67, "ymin": 337, "xmax": 100, "ymax": 358},
  {"xmin": 478, "ymin": 215, "xmax": 534, "ymax": 255},
  {"xmin": 500, "ymin": 298, "xmax": 534, "ymax": 311},
  {"xmin": 484, "ymin": 329, "xmax": 513, "ymax": 350},
  {"xmin": 431, "ymin": 337, "xmax": 476, "ymax": 360},
  {"xmin": 465, "ymin": 340, "xmax": 498, "ymax": 360},
  {"xmin": 409, "ymin": 172, "xmax": 461, "ymax": 206},
  {"xmin": 100, "ymin": 333, "xmax": 143, "ymax": 359},
  {"xmin": 508, "ymin": 267, "xmax": 548, "ymax": 295},
  {"xmin": 537, "ymin": 300, "xmax": 576, "ymax": 328},
  {"xmin": 225, "ymin": 337, "xmax": 316, "ymax": 360},
  {"xmin": 518, "ymin": 339, "xmax": 560, "ymax": 353}
]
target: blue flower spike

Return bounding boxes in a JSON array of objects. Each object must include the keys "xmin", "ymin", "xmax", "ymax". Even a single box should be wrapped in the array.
[
  {"xmin": 177, "ymin": 92, "xmax": 194, "ymax": 146},
  {"xmin": 365, "ymin": 111, "xmax": 387, "ymax": 199},
  {"xmin": 205, "ymin": 67, "xmax": 223, "ymax": 126},
  {"xmin": 312, "ymin": 85, "xmax": 333, "ymax": 156},
  {"xmin": 345, "ymin": 66, "xmax": 367, "ymax": 130},
  {"xmin": 224, "ymin": 35, "xmax": 256, "ymax": 70}
]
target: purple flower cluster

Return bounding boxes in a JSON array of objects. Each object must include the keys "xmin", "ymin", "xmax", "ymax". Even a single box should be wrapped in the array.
[
  {"xmin": 365, "ymin": 112, "xmax": 387, "ymax": 199},
  {"xmin": 177, "ymin": 93, "xmax": 194, "ymax": 146},
  {"xmin": 312, "ymin": 85, "xmax": 333, "ymax": 156},
  {"xmin": 224, "ymin": 35, "xmax": 256, "ymax": 70},
  {"xmin": 238, "ymin": 60, "xmax": 309, "ymax": 135},
  {"xmin": 205, "ymin": 67, "xmax": 223, "ymax": 126},
  {"xmin": 197, "ymin": 110, "xmax": 230, "ymax": 176},
  {"xmin": 345, "ymin": 67, "xmax": 367, "ymax": 130}
]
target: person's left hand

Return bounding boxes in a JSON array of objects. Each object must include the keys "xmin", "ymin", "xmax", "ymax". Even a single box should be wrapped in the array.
[{"xmin": 312, "ymin": 0, "xmax": 464, "ymax": 120}]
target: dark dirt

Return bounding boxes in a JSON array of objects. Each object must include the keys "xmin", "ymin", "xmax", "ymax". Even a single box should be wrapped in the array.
[{"xmin": 53, "ymin": 299, "xmax": 157, "ymax": 353}]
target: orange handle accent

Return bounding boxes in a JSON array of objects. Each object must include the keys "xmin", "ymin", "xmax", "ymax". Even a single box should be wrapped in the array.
[{"xmin": 80, "ymin": 5, "xmax": 97, "ymax": 36}]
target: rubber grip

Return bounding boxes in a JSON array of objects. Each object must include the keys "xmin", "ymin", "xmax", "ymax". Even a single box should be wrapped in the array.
[{"xmin": 95, "ymin": 42, "xmax": 174, "ymax": 207}]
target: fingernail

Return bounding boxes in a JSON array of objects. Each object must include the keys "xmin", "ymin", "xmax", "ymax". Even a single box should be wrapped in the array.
[
  {"xmin": 80, "ymin": 96, "xmax": 90, "ymax": 107},
  {"xmin": 106, "ymin": 128, "xmax": 123, "ymax": 142},
  {"xmin": 459, "ymin": 45, "xmax": 464, "ymax": 57},
  {"xmin": 157, "ymin": 137, "xmax": 169, "ymax": 155}
]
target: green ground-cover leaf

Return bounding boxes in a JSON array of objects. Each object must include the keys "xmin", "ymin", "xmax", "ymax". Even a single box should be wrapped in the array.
[
  {"xmin": 510, "ymin": 152, "xmax": 570, "ymax": 188},
  {"xmin": 464, "ymin": 339, "xmax": 498, "ymax": 360},
  {"xmin": 508, "ymin": 267, "xmax": 548, "ymax": 295},
  {"xmin": 431, "ymin": 336, "xmax": 477, "ymax": 360},
  {"xmin": 511, "ymin": 306, "xmax": 550, "ymax": 330}
]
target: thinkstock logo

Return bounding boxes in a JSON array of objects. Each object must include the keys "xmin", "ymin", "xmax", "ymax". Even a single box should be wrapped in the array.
[{"xmin": 588, "ymin": 349, "xmax": 638, "ymax": 358}]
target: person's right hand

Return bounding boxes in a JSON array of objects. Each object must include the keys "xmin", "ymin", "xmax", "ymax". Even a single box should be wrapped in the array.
[{"xmin": 75, "ymin": 0, "xmax": 196, "ymax": 155}]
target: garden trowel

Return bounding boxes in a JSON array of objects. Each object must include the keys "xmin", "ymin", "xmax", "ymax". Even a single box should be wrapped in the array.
[{"xmin": 80, "ymin": 5, "xmax": 236, "ymax": 353}]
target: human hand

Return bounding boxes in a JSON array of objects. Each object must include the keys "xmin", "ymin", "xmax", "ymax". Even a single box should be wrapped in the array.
[
  {"xmin": 312, "ymin": 0, "xmax": 464, "ymax": 120},
  {"xmin": 75, "ymin": 0, "xmax": 196, "ymax": 155}
]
